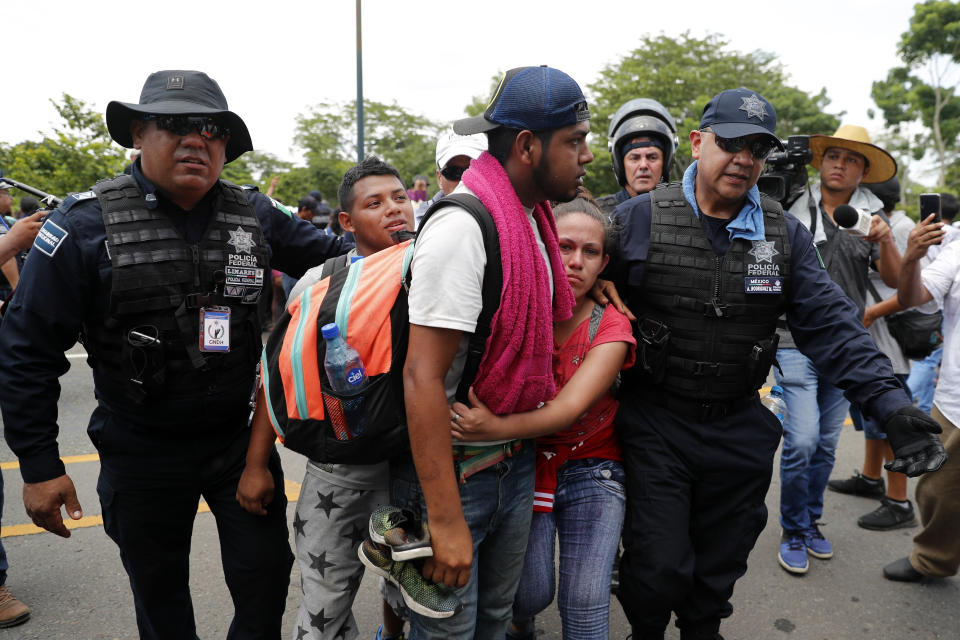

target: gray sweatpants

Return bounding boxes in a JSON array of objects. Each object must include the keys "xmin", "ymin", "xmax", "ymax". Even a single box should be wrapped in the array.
[{"xmin": 291, "ymin": 460, "xmax": 389, "ymax": 640}]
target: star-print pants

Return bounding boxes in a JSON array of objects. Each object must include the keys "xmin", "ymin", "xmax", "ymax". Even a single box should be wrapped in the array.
[{"xmin": 291, "ymin": 460, "xmax": 390, "ymax": 640}]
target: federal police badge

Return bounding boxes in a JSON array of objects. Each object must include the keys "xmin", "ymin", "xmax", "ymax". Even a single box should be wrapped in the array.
[
  {"xmin": 227, "ymin": 226, "xmax": 255, "ymax": 255},
  {"xmin": 738, "ymin": 94, "xmax": 768, "ymax": 121},
  {"xmin": 748, "ymin": 240, "xmax": 779, "ymax": 264}
]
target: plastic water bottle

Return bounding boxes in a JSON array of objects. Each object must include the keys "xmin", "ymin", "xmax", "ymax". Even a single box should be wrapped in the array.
[
  {"xmin": 322, "ymin": 323, "xmax": 368, "ymax": 393},
  {"xmin": 761, "ymin": 385, "xmax": 788, "ymax": 423},
  {"xmin": 321, "ymin": 323, "xmax": 368, "ymax": 437}
]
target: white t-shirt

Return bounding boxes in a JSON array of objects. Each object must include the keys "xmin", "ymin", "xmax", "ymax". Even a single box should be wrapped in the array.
[
  {"xmin": 919, "ymin": 238, "xmax": 960, "ymax": 426},
  {"xmin": 408, "ymin": 182, "xmax": 553, "ymax": 444}
]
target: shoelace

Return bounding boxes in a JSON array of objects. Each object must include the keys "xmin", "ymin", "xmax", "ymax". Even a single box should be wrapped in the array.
[{"xmin": 787, "ymin": 536, "xmax": 805, "ymax": 550}]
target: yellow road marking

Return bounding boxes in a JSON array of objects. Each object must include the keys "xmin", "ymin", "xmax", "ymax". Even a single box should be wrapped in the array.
[
  {"xmin": 0, "ymin": 480, "xmax": 302, "ymax": 538},
  {"xmin": 1, "ymin": 443, "xmax": 281, "ymax": 470},
  {"xmin": 1, "ymin": 453, "xmax": 100, "ymax": 470}
]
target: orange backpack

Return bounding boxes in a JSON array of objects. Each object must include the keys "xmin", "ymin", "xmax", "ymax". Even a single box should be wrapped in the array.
[{"xmin": 260, "ymin": 194, "xmax": 500, "ymax": 464}]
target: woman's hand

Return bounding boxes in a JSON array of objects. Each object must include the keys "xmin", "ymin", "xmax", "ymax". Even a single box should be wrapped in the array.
[{"xmin": 450, "ymin": 388, "xmax": 507, "ymax": 441}]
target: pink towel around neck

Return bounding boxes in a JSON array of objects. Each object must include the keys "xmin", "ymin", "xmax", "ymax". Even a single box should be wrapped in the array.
[{"xmin": 461, "ymin": 151, "xmax": 575, "ymax": 415}]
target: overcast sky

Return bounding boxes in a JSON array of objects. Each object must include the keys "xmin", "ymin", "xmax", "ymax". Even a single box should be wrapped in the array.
[{"xmin": 3, "ymin": 0, "xmax": 917, "ymax": 168}]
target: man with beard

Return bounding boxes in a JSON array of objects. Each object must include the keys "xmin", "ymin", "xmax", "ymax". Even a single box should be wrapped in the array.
[{"xmin": 393, "ymin": 66, "xmax": 591, "ymax": 639}]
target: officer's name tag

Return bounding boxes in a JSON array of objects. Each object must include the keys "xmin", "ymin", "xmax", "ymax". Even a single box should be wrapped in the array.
[
  {"xmin": 199, "ymin": 306, "xmax": 231, "ymax": 352},
  {"xmin": 744, "ymin": 276, "xmax": 783, "ymax": 294}
]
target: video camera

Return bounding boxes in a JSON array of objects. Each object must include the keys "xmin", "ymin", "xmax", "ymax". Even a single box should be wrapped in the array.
[{"xmin": 758, "ymin": 135, "xmax": 811, "ymax": 209}]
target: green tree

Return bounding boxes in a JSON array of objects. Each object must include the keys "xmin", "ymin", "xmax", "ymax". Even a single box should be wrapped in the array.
[
  {"xmin": 464, "ymin": 74, "xmax": 504, "ymax": 117},
  {"xmin": 0, "ymin": 94, "xmax": 127, "ymax": 199},
  {"xmin": 872, "ymin": 0, "xmax": 960, "ymax": 189},
  {"xmin": 292, "ymin": 100, "xmax": 440, "ymax": 206},
  {"xmin": 221, "ymin": 150, "xmax": 293, "ymax": 193},
  {"xmin": 584, "ymin": 33, "xmax": 841, "ymax": 197}
]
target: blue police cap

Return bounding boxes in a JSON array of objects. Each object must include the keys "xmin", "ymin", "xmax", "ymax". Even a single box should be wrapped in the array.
[{"xmin": 700, "ymin": 88, "xmax": 783, "ymax": 149}]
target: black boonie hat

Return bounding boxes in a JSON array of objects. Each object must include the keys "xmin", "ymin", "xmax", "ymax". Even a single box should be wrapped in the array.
[{"xmin": 106, "ymin": 70, "xmax": 252, "ymax": 163}]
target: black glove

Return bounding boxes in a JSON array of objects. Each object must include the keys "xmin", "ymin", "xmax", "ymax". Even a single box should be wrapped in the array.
[{"xmin": 882, "ymin": 406, "xmax": 947, "ymax": 477}]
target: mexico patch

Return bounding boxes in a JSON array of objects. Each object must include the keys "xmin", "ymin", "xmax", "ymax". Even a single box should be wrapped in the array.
[
  {"xmin": 34, "ymin": 220, "xmax": 69, "ymax": 257},
  {"xmin": 744, "ymin": 276, "xmax": 783, "ymax": 294}
]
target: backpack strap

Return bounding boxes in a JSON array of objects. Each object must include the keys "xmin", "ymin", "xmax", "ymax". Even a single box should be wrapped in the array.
[
  {"xmin": 320, "ymin": 252, "xmax": 351, "ymax": 280},
  {"xmin": 587, "ymin": 302, "xmax": 606, "ymax": 343},
  {"xmin": 418, "ymin": 193, "xmax": 502, "ymax": 404}
]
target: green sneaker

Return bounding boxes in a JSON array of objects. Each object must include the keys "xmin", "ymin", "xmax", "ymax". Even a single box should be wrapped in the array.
[
  {"xmin": 369, "ymin": 505, "xmax": 432, "ymax": 560},
  {"xmin": 359, "ymin": 538, "xmax": 462, "ymax": 619}
]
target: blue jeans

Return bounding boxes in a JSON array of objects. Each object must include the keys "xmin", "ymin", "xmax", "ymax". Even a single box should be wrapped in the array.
[
  {"xmin": 850, "ymin": 374, "xmax": 910, "ymax": 440},
  {"xmin": 907, "ymin": 346, "xmax": 942, "ymax": 414},
  {"xmin": 775, "ymin": 348, "xmax": 849, "ymax": 532},
  {"xmin": 512, "ymin": 458, "xmax": 624, "ymax": 640},
  {"xmin": 390, "ymin": 442, "xmax": 535, "ymax": 640}
]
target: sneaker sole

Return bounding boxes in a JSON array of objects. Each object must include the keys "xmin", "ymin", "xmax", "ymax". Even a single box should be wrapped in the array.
[
  {"xmin": 358, "ymin": 546, "xmax": 460, "ymax": 619},
  {"xmin": 826, "ymin": 483, "xmax": 884, "ymax": 498},
  {"xmin": 778, "ymin": 554, "xmax": 808, "ymax": 574},
  {"xmin": 806, "ymin": 547, "xmax": 833, "ymax": 560},
  {"xmin": 858, "ymin": 516, "xmax": 918, "ymax": 531},
  {"xmin": 369, "ymin": 522, "xmax": 433, "ymax": 561}
]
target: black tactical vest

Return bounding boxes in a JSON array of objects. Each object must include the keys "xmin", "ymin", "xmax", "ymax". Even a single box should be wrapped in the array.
[
  {"xmin": 83, "ymin": 175, "xmax": 269, "ymax": 402},
  {"xmin": 635, "ymin": 183, "xmax": 791, "ymax": 400}
]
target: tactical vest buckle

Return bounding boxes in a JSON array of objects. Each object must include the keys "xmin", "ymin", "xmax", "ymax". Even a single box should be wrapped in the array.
[
  {"xmin": 185, "ymin": 293, "xmax": 213, "ymax": 309},
  {"xmin": 693, "ymin": 361, "xmax": 721, "ymax": 376}
]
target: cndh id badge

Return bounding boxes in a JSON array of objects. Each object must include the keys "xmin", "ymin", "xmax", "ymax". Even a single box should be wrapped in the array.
[{"xmin": 199, "ymin": 306, "xmax": 231, "ymax": 352}]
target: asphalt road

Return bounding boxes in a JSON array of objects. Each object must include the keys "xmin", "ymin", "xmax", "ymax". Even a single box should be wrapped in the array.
[{"xmin": 0, "ymin": 348, "xmax": 957, "ymax": 639}]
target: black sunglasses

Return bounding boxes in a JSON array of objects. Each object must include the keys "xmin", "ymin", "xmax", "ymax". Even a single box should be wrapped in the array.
[
  {"xmin": 143, "ymin": 115, "xmax": 231, "ymax": 140},
  {"xmin": 440, "ymin": 164, "xmax": 468, "ymax": 182},
  {"xmin": 702, "ymin": 129, "xmax": 777, "ymax": 160}
]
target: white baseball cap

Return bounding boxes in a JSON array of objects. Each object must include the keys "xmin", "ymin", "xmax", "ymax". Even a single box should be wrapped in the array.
[{"xmin": 436, "ymin": 128, "xmax": 487, "ymax": 169}]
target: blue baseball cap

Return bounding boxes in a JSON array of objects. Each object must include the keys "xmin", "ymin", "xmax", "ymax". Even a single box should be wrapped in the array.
[
  {"xmin": 454, "ymin": 66, "xmax": 590, "ymax": 135},
  {"xmin": 699, "ymin": 88, "xmax": 783, "ymax": 149}
]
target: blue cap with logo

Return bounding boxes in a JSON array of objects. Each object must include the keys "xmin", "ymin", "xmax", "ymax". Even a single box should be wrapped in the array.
[
  {"xmin": 700, "ymin": 88, "xmax": 783, "ymax": 149},
  {"xmin": 454, "ymin": 66, "xmax": 590, "ymax": 135}
]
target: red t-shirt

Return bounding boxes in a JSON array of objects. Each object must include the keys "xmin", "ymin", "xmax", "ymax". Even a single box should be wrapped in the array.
[
  {"xmin": 540, "ymin": 303, "xmax": 636, "ymax": 455},
  {"xmin": 533, "ymin": 304, "xmax": 636, "ymax": 512}
]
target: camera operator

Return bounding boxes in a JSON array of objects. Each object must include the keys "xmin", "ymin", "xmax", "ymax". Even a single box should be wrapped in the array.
[
  {"xmin": 596, "ymin": 99, "xmax": 677, "ymax": 214},
  {"xmin": 774, "ymin": 125, "xmax": 902, "ymax": 575}
]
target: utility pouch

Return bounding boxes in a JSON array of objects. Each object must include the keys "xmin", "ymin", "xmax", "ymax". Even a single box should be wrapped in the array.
[
  {"xmin": 637, "ymin": 317, "xmax": 670, "ymax": 384},
  {"xmin": 747, "ymin": 333, "xmax": 780, "ymax": 391}
]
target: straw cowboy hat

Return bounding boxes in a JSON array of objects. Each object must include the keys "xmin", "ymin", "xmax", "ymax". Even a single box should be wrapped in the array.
[{"xmin": 809, "ymin": 125, "xmax": 897, "ymax": 184}]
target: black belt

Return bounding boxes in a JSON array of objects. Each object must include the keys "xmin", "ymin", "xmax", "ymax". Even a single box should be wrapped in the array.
[{"xmin": 638, "ymin": 388, "xmax": 755, "ymax": 422}]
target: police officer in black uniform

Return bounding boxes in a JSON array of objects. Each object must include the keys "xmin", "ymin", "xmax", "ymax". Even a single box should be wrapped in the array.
[
  {"xmin": 0, "ymin": 70, "xmax": 350, "ymax": 639},
  {"xmin": 609, "ymin": 88, "xmax": 947, "ymax": 640},
  {"xmin": 595, "ymin": 98, "xmax": 678, "ymax": 215}
]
